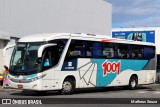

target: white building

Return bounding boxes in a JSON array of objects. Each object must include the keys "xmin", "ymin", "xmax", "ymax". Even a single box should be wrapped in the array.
[
  {"xmin": 0, "ymin": 31, "xmax": 19, "ymax": 72},
  {"xmin": 0, "ymin": 31, "xmax": 10, "ymax": 71},
  {"xmin": 0, "ymin": 0, "xmax": 112, "ymax": 37},
  {"xmin": 0, "ymin": 0, "xmax": 112, "ymax": 71}
]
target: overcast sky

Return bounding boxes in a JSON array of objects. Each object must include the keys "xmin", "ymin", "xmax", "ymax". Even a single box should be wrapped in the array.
[{"xmin": 106, "ymin": 0, "xmax": 160, "ymax": 28}]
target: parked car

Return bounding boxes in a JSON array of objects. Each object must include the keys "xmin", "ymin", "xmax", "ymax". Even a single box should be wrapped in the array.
[{"xmin": 0, "ymin": 74, "xmax": 3, "ymax": 87}]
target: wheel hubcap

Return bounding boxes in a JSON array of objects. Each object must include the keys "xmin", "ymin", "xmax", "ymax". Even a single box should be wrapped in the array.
[
  {"xmin": 63, "ymin": 81, "xmax": 72, "ymax": 92},
  {"xmin": 131, "ymin": 79, "xmax": 136, "ymax": 88}
]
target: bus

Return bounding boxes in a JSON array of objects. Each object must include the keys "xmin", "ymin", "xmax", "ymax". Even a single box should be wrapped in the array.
[{"xmin": 6, "ymin": 33, "xmax": 156, "ymax": 95}]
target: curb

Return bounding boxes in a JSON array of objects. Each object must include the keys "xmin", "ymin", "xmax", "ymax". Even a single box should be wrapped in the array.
[
  {"xmin": 0, "ymin": 89, "xmax": 6, "ymax": 92},
  {"xmin": 0, "ymin": 87, "xmax": 17, "ymax": 92}
]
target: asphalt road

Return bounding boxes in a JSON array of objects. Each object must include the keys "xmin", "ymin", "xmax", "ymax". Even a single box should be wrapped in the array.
[{"xmin": 0, "ymin": 83, "xmax": 160, "ymax": 107}]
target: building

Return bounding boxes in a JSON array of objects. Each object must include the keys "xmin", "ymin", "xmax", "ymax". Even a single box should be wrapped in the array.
[
  {"xmin": 0, "ymin": 31, "xmax": 19, "ymax": 72},
  {"xmin": 0, "ymin": 31, "xmax": 10, "ymax": 71},
  {"xmin": 0, "ymin": 0, "xmax": 112, "ymax": 72},
  {"xmin": 0, "ymin": 0, "xmax": 112, "ymax": 37}
]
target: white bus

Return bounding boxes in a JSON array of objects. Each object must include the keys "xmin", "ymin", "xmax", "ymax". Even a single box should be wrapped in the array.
[{"xmin": 7, "ymin": 33, "xmax": 156, "ymax": 95}]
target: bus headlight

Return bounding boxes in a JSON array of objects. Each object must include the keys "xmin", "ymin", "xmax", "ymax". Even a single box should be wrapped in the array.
[{"xmin": 30, "ymin": 77, "xmax": 38, "ymax": 82}]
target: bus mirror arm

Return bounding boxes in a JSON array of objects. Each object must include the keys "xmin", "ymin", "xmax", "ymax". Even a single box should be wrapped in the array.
[
  {"xmin": 38, "ymin": 43, "xmax": 57, "ymax": 57},
  {"xmin": 3, "ymin": 44, "xmax": 16, "ymax": 56}
]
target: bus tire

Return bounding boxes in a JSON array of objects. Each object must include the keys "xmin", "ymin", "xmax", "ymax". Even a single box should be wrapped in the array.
[
  {"xmin": 128, "ymin": 76, "xmax": 138, "ymax": 90},
  {"xmin": 61, "ymin": 78, "xmax": 75, "ymax": 95}
]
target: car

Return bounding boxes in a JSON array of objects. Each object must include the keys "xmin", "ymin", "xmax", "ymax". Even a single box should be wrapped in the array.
[
  {"xmin": 0, "ymin": 74, "xmax": 3, "ymax": 81},
  {"xmin": 0, "ymin": 74, "xmax": 3, "ymax": 87}
]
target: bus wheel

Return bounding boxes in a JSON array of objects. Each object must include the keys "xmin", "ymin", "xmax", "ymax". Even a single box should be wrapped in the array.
[
  {"xmin": 61, "ymin": 78, "xmax": 75, "ymax": 95},
  {"xmin": 128, "ymin": 76, "xmax": 138, "ymax": 90}
]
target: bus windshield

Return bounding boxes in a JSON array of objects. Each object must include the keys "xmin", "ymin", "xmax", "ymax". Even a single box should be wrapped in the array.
[
  {"xmin": 9, "ymin": 39, "xmax": 68, "ymax": 75},
  {"xmin": 9, "ymin": 42, "xmax": 44, "ymax": 75}
]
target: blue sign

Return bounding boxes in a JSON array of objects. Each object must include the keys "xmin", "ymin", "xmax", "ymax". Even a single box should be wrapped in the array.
[
  {"xmin": 61, "ymin": 59, "xmax": 77, "ymax": 71},
  {"xmin": 112, "ymin": 31, "xmax": 155, "ymax": 43}
]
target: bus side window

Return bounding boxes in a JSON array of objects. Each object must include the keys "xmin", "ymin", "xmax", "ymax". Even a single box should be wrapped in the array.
[
  {"xmin": 92, "ymin": 42, "xmax": 103, "ymax": 58},
  {"xmin": 42, "ymin": 47, "xmax": 55, "ymax": 70},
  {"xmin": 86, "ymin": 41, "xmax": 93, "ymax": 57},
  {"xmin": 65, "ymin": 40, "xmax": 85, "ymax": 61},
  {"xmin": 118, "ymin": 49, "xmax": 121, "ymax": 58},
  {"xmin": 132, "ymin": 53, "xmax": 135, "ymax": 58},
  {"xmin": 118, "ymin": 44, "xmax": 129, "ymax": 59},
  {"xmin": 143, "ymin": 46, "xmax": 155, "ymax": 59},
  {"xmin": 102, "ymin": 43, "xmax": 112, "ymax": 58},
  {"xmin": 132, "ymin": 45, "xmax": 143, "ymax": 59},
  {"xmin": 86, "ymin": 47, "xmax": 92, "ymax": 56},
  {"xmin": 103, "ymin": 48, "xmax": 114, "ymax": 58}
]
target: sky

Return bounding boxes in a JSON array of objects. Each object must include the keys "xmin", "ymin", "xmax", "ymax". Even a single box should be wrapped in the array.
[{"xmin": 106, "ymin": 0, "xmax": 160, "ymax": 28}]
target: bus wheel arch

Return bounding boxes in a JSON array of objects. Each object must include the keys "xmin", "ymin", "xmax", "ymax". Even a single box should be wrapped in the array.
[
  {"xmin": 60, "ymin": 75, "xmax": 76, "ymax": 95},
  {"xmin": 128, "ymin": 74, "xmax": 138, "ymax": 90}
]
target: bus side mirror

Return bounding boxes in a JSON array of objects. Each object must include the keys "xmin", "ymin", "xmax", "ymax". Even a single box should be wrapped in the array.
[
  {"xmin": 38, "ymin": 44, "xmax": 57, "ymax": 57},
  {"xmin": 3, "ymin": 44, "xmax": 16, "ymax": 56}
]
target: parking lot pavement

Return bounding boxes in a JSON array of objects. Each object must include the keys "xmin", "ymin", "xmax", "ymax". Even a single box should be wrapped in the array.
[
  {"xmin": 0, "ymin": 83, "xmax": 159, "ymax": 97},
  {"xmin": 0, "ymin": 84, "xmax": 159, "ymax": 107},
  {"xmin": 142, "ymin": 83, "xmax": 160, "ymax": 90},
  {"xmin": 0, "ymin": 87, "xmax": 22, "ymax": 92},
  {"xmin": 0, "ymin": 82, "xmax": 159, "ymax": 91}
]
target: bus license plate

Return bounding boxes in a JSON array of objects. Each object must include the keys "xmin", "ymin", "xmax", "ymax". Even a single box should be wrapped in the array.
[{"xmin": 17, "ymin": 84, "xmax": 23, "ymax": 89}]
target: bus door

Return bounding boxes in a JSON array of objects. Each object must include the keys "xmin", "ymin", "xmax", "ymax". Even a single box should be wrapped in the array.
[
  {"xmin": 42, "ymin": 46, "xmax": 58, "ymax": 70},
  {"xmin": 41, "ymin": 46, "xmax": 58, "ymax": 88}
]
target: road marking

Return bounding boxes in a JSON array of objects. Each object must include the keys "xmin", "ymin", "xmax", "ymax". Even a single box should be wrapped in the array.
[
  {"xmin": 136, "ymin": 90, "xmax": 160, "ymax": 94},
  {"xmin": 153, "ymin": 91, "xmax": 160, "ymax": 94},
  {"xmin": 136, "ymin": 91, "xmax": 148, "ymax": 93}
]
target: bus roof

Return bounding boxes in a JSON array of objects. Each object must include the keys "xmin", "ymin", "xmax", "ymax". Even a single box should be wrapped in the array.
[{"xmin": 18, "ymin": 33, "xmax": 155, "ymax": 46}]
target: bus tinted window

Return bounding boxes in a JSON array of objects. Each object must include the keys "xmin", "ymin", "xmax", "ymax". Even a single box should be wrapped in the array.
[
  {"xmin": 65, "ymin": 40, "xmax": 85, "ymax": 62},
  {"xmin": 132, "ymin": 45, "xmax": 143, "ymax": 59},
  {"xmin": 92, "ymin": 42, "xmax": 103, "ymax": 58},
  {"xmin": 42, "ymin": 39, "xmax": 68, "ymax": 70},
  {"xmin": 86, "ymin": 41, "xmax": 93, "ymax": 57},
  {"xmin": 143, "ymin": 46, "xmax": 155, "ymax": 59},
  {"xmin": 65, "ymin": 39, "xmax": 155, "ymax": 60},
  {"xmin": 118, "ymin": 44, "xmax": 129, "ymax": 59},
  {"xmin": 102, "ymin": 43, "xmax": 115, "ymax": 58},
  {"xmin": 48, "ymin": 39, "xmax": 68, "ymax": 57}
]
